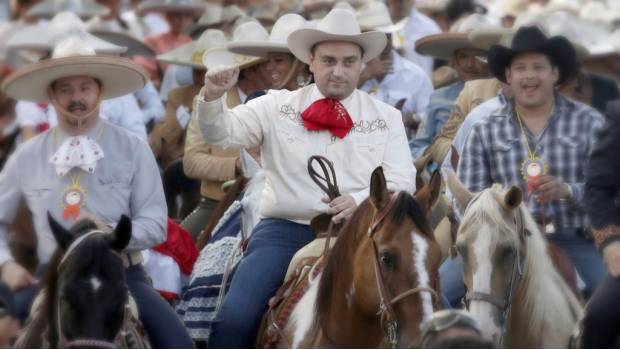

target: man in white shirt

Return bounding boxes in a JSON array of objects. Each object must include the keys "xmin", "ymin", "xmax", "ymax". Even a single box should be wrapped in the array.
[
  {"xmin": 196, "ymin": 9, "xmax": 415, "ymax": 347},
  {"xmin": 386, "ymin": 0, "xmax": 441, "ymax": 76}
]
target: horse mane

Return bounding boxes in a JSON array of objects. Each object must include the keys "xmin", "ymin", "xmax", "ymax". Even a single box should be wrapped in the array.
[
  {"xmin": 463, "ymin": 186, "xmax": 582, "ymax": 339},
  {"xmin": 315, "ymin": 192, "xmax": 434, "ymax": 329},
  {"xmin": 196, "ymin": 176, "xmax": 248, "ymax": 251}
]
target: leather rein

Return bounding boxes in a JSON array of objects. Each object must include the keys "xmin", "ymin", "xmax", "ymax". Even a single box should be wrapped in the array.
[{"xmin": 308, "ymin": 156, "xmax": 439, "ymax": 348}]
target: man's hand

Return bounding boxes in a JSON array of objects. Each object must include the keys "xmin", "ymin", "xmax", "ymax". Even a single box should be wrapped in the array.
[
  {"xmin": 360, "ymin": 56, "xmax": 393, "ymax": 84},
  {"xmin": 603, "ymin": 241, "xmax": 620, "ymax": 277},
  {"xmin": 1, "ymin": 261, "xmax": 36, "ymax": 291},
  {"xmin": 203, "ymin": 65, "xmax": 240, "ymax": 102},
  {"xmin": 322, "ymin": 195, "xmax": 357, "ymax": 223},
  {"xmin": 532, "ymin": 175, "xmax": 571, "ymax": 201}
]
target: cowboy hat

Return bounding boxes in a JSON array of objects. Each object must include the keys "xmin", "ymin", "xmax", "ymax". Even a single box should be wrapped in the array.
[
  {"xmin": 157, "ymin": 29, "xmax": 230, "ymax": 68},
  {"xmin": 201, "ymin": 23, "xmax": 266, "ymax": 71},
  {"xmin": 139, "ymin": 0, "xmax": 205, "ymax": 15},
  {"xmin": 415, "ymin": 13, "xmax": 498, "ymax": 61},
  {"xmin": 487, "ymin": 25, "xmax": 577, "ymax": 85},
  {"xmin": 90, "ymin": 30, "xmax": 156, "ymax": 57},
  {"xmin": 228, "ymin": 14, "xmax": 313, "ymax": 57},
  {"xmin": 185, "ymin": 3, "xmax": 224, "ymax": 38},
  {"xmin": 2, "ymin": 36, "xmax": 148, "ymax": 103},
  {"xmin": 27, "ymin": 0, "xmax": 109, "ymax": 19},
  {"xmin": 416, "ymin": 0, "xmax": 449, "ymax": 14},
  {"xmin": 356, "ymin": 1, "xmax": 407, "ymax": 33},
  {"xmin": 7, "ymin": 11, "xmax": 127, "ymax": 55},
  {"xmin": 287, "ymin": 8, "xmax": 387, "ymax": 64}
]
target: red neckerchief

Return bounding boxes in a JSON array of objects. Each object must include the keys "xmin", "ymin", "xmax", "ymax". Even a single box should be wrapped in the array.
[{"xmin": 301, "ymin": 98, "xmax": 353, "ymax": 139}]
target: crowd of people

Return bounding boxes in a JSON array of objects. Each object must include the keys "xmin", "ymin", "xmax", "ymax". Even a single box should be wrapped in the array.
[{"xmin": 0, "ymin": 0, "xmax": 619, "ymax": 348}]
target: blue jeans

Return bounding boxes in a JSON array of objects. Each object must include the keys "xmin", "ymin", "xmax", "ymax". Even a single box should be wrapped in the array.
[
  {"xmin": 208, "ymin": 218, "xmax": 316, "ymax": 348},
  {"xmin": 14, "ymin": 264, "xmax": 193, "ymax": 348},
  {"xmin": 439, "ymin": 230, "xmax": 606, "ymax": 307}
]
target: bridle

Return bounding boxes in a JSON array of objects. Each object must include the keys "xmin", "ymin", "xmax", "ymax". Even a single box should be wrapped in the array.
[
  {"xmin": 367, "ymin": 193, "xmax": 439, "ymax": 348},
  {"xmin": 55, "ymin": 230, "xmax": 124, "ymax": 349},
  {"xmin": 308, "ymin": 155, "xmax": 439, "ymax": 348},
  {"xmin": 461, "ymin": 193, "xmax": 528, "ymax": 347}
]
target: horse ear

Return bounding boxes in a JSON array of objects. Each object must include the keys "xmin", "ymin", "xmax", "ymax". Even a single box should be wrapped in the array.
[
  {"xmin": 502, "ymin": 186, "xmax": 522, "ymax": 210},
  {"xmin": 109, "ymin": 215, "xmax": 132, "ymax": 252},
  {"xmin": 415, "ymin": 169, "xmax": 442, "ymax": 214},
  {"xmin": 47, "ymin": 212, "xmax": 73, "ymax": 251},
  {"xmin": 446, "ymin": 170, "xmax": 474, "ymax": 210},
  {"xmin": 370, "ymin": 166, "xmax": 390, "ymax": 211}
]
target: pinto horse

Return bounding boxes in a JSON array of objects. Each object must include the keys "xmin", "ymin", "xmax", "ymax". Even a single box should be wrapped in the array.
[
  {"xmin": 447, "ymin": 172, "xmax": 583, "ymax": 347},
  {"xmin": 15, "ymin": 214, "xmax": 146, "ymax": 348},
  {"xmin": 275, "ymin": 167, "xmax": 443, "ymax": 348}
]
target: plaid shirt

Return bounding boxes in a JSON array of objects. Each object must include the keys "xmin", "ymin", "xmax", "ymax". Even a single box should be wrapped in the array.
[{"xmin": 458, "ymin": 94, "xmax": 604, "ymax": 229}]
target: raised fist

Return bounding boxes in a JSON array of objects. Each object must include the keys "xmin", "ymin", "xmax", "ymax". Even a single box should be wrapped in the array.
[{"xmin": 203, "ymin": 65, "xmax": 240, "ymax": 101}]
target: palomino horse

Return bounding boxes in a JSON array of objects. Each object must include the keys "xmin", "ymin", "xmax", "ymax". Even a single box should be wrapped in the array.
[
  {"xmin": 447, "ymin": 172, "xmax": 583, "ymax": 347},
  {"xmin": 15, "ymin": 214, "xmax": 148, "ymax": 348},
  {"xmin": 276, "ymin": 167, "xmax": 443, "ymax": 348}
]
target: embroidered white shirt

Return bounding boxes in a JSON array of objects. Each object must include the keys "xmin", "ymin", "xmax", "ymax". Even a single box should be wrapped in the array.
[{"xmin": 196, "ymin": 84, "xmax": 415, "ymax": 224}]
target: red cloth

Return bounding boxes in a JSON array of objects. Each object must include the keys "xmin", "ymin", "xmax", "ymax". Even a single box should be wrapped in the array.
[
  {"xmin": 154, "ymin": 219, "xmax": 199, "ymax": 275},
  {"xmin": 301, "ymin": 98, "xmax": 353, "ymax": 139}
]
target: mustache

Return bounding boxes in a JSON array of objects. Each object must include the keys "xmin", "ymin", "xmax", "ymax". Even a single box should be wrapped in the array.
[{"xmin": 67, "ymin": 101, "xmax": 87, "ymax": 112}]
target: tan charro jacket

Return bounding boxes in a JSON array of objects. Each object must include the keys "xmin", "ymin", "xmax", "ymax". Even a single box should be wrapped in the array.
[
  {"xmin": 183, "ymin": 86, "xmax": 242, "ymax": 200},
  {"xmin": 426, "ymin": 78, "xmax": 503, "ymax": 164},
  {"xmin": 149, "ymin": 84, "xmax": 202, "ymax": 169}
]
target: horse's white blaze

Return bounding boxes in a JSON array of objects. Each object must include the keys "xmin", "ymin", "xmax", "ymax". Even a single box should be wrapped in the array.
[
  {"xmin": 290, "ymin": 273, "xmax": 320, "ymax": 348},
  {"xmin": 412, "ymin": 232, "xmax": 433, "ymax": 323},
  {"xmin": 90, "ymin": 276, "xmax": 102, "ymax": 293},
  {"xmin": 470, "ymin": 224, "xmax": 501, "ymax": 342}
]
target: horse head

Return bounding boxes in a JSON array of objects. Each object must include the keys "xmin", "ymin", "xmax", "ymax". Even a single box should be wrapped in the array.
[
  {"xmin": 47, "ymin": 213, "xmax": 132, "ymax": 348},
  {"xmin": 447, "ymin": 171, "xmax": 529, "ymax": 344},
  {"xmin": 316, "ymin": 167, "xmax": 442, "ymax": 347}
]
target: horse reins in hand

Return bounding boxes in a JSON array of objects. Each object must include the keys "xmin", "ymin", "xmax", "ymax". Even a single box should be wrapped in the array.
[
  {"xmin": 308, "ymin": 155, "xmax": 341, "ymax": 257},
  {"xmin": 367, "ymin": 193, "xmax": 439, "ymax": 349}
]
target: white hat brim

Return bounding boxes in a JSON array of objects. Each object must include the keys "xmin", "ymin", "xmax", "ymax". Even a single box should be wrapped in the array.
[
  {"xmin": 361, "ymin": 18, "xmax": 408, "ymax": 34},
  {"xmin": 1, "ymin": 56, "xmax": 148, "ymax": 102},
  {"xmin": 415, "ymin": 33, "xmax": 479, "ymax": 61},
  {"xmin": 287, "ymin": 29, "xmax": 387, "ymax": 64},
  {"xmin": 202, "ymin": 47, "xmax": 265, "ymax": 71},
  {"xmin": 27, "ymin": 2, "xmax": 109, "ymax": 19},
  {"xmin": 139, "ymin": 4, "xmax": 205, "ymax": 14},
  {"xmin": 90, "ymin": 30, "xmax": 155, "ymax": 57},
  {"xmin": 227, "ymin": 41, "xmax": 288, "ymax": 57},
  {"xmin": 7, "ymin": 26, "xmax": 127, "ymax": 55}
]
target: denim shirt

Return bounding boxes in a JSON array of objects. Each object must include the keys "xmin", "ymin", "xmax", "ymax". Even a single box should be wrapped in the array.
[{"xmin": 410, "ymin": 81, "xmax": 464, "ymax": 158}]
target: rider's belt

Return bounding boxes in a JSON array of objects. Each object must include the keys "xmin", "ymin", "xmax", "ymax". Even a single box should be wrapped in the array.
[{"xmin": 122, "ymin": 251, "xmax": 143, "ymax": 268}]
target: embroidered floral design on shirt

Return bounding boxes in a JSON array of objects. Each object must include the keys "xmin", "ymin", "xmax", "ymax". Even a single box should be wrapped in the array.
[{"xmin": 279, "ymin": 104, "xmax": 304, "ymax": 126}]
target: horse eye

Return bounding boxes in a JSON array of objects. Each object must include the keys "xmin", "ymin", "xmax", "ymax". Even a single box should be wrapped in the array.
[
  {"xmin": 380, "ymin": 252, "xmax": 396, "ymax": 269},
  {"xmin": 499, "ymin": 246, "xmax": 514, "ymax": 258}
]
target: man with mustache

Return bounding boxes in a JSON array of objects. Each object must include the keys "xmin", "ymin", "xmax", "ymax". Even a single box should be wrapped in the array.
[
  {"xmin": 0, "ymin": 37, "xmax": 192, "ymax": 346},
  {"xmin": 458, "ymin": 26, "xmax": 606, "ymax": 296},
  {"xmin": 196, "ymin": 9, "xmax": 415, "ymax": 347}
]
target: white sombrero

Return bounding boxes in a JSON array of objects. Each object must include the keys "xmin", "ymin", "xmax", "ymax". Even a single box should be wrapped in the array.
[
  {"xmin": 89, "ymin": 30, "xmax": 156, "ymax": 57},
  {"xmin": 139, "ymin": 0, "xmax": 205, "ymax": 14},
  {"xmin": 228, "ymin": 14, "xmax": 313, "ymax": 57},
  {"xmin": 416, "ymin": 0, "xmax": 449, "ymax": 13},
  {"xmin": 157, "ymin": 29, "xmax": 229, "ymax": 68},
  {"xmin": 185, "ymin": 3, "xmax": 224, "ymax": 38},
  {"xmin": 287, "ymin": 8, "xmax": 387, "ymax": 64},
  {"xmin": 1, "ymin": 36, "xmax": 148, "ymax": 103},
  {"xmin": 27, "ymin": 0, "xmax": 109, "ymax": 19},
  {"xmin": 7, "ymin": 12, "xmax": 127, "ymax": 55},
  {"xmin": 201, "ymin": 23, "xmax": 266, "ymax": 71},
  {"xmin": 415, "ymin": 14, "xmax": 498, "ymax": 61},
  {"xmin": 356, "ymin": 1, "xmax": 407, "ymax": 33}
]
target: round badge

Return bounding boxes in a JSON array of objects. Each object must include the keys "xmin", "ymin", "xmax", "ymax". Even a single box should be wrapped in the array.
[
  {"xmin": 64, "ymin": 190, "xmax": 83, "ymax": 206},
  {"xmin": 521, "ymin": 158, "xmax": 547, "ymax": 181}
]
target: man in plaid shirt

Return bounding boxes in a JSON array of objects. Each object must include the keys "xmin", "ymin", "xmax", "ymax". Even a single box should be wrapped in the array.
[{"xmin": 441, "ymin": 26, "xmax": 606, "ymax": 306}]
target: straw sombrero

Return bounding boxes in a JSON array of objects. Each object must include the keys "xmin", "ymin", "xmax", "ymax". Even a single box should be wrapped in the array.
[
  {"xmin": 139, "ymin": 0, "xmax": 205, "ymax": 14},
  {"xmin": 227, "ymin": 14, "xmax": 313, "ymax": 57},
  {"xmin": 7, "ymin": 12, "xmax": 127, "ymax": 55},
  {"xmin": 287, "ymin": 9, "xmax": 387, "ymax": 64},
  {"xmin": 90, "ymin": 30, "xmax": 156, "ymax": 57},
  {"xmin": 356, "ymin": 1, "xmax": 407, "ymax": 33},
  {"xmin": 415, "ymin": 14, "xmax": 498, "ymax": 61},
  {"xmin": 27, "ymin": 0, "xmax": 109, "ymax": 19},
  {"xmin": 2, "ymin": 37, "xmax": 147, "ymax": 102}
]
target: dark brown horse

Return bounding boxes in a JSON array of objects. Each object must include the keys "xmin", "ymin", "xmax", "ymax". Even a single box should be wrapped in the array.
[
  {"xmin": 15, "ymin": 214, "xmax": 142, "ymax": 348},
  {"xmin": 272, "ymin": 167, "xmax": 443, "ymax": 348}
]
